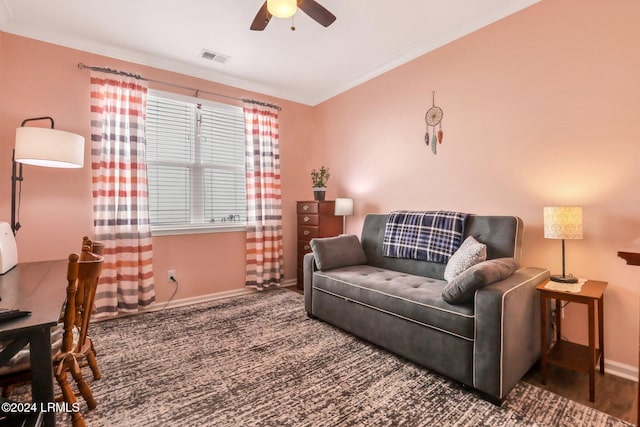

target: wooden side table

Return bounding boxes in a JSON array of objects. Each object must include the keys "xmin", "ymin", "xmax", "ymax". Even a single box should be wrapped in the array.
[
  {"xmin": 536, "ymin": 280, "xmax": 608, "ymax": 402},
  {"xmin": 617, "ymin": 249, "xmax": 640, "ymax": 427}
]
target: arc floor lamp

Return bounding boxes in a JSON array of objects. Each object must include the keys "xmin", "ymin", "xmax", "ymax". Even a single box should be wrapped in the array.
[{"xmin": 11, "ymin": 116, "xmax": 84, "ymax": 235}]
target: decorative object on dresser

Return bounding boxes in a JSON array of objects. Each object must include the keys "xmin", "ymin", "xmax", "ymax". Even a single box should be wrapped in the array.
[
  {"xmin": 310, "ymin": 166, "xmax": 330, "ymax": 201},
  {"xmin": 334, "ymin": 198, "xmax": 354, "ymax": 234},
  {"xmin": 296, "ymin": 201, "xmax": 342, "ymax": 289},
  {"xmin": 543, "ymin": 206, "xmax": 583, "ymax": 283}
]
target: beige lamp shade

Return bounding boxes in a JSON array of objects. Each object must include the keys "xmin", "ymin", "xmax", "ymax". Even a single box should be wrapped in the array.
[
  {"xmin": 15, "ymin": 127, "xmax": 84, "ymax": 168},
  {"xmin": 267, "ymin": 0, "xmax": 297, "ymax": 18},
  {"xmin": 334, "ymin": 198, "xmax": 354, "ymax": 216},
  {"xmin": 543, "ymin": 206, "xmax": 583, "ymax": 240}
]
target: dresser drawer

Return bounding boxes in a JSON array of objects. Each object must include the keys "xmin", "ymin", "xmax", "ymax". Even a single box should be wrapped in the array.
[
  {"xmin": 298, "ymin": 214, "xmax": 319, "ymax": 226},
  {"xmin": 297, "ymin": 202, "xmax": 319, "ymax": 214},
  {"xmin": 296, "ymin": 200, "xmax": 342, "ymax": 290},
  {"xmin": 298, "ymin": 240, "xmax": 313, "ymax": 254},
  {"xmin": 298, "ymin": 226, "xmax": 319, "ymax": 239}
]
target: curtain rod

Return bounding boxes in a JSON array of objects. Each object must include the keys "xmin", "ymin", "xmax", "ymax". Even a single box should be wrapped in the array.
[{"xmin": 77, "ymin": 63, "xmax": 282, "ymax": 111}]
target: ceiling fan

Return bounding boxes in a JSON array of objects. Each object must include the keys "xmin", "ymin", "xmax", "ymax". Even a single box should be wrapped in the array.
[{"xmin": 250, "ymin": 0, "xmax": 336, "ymax": 31}]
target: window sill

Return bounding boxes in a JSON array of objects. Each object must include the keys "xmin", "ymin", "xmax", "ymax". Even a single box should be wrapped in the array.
[{"xmin": 151, "ymin": 224, "xmax": 247, "ymax": 237}]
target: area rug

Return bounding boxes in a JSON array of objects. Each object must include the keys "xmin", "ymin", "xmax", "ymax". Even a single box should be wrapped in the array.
[{"xmin": 43, "ymin": 289, "xmax": 633, "ymax": 425}]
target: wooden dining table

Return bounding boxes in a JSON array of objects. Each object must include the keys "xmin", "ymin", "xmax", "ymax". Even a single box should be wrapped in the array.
[{"xmin": 0, "ymin": 259, "xmax": 67, "ymax": 427}]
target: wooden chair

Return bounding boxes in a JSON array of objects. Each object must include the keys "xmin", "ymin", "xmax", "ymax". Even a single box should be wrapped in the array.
[
  {"xmin": 82, "ymin": 236, "xmax": 104, "ymax": 255},
  {"xmin": 53, "ymin": 238, "xmax": 103, "ymax": 381},
  {"xmin": 0, "ymin": 249, "xmax": 104, "ymax": 427},
  {"xmin": 75, "ymin": 238, "xmax": 104, "ymax": 381}
]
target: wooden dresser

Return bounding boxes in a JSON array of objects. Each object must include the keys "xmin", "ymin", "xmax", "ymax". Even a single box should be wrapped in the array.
[{"xmin": 297, "ymin": 200, "xmax": 343, "ymax": 289}]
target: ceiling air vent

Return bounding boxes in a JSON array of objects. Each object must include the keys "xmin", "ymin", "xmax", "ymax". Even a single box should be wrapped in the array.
[{"xmin": 200, "ymin": 49, "xmax": 230, "ymax": 64}]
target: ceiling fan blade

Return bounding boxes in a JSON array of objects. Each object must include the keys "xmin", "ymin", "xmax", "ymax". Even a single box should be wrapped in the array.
[
  {"xmin": 298, "ymin": 0, "xmax": 336, "ymax": 27},
  {"xmin": 250, "ymin": 1, "xmax": 271, "ymax": 31}
]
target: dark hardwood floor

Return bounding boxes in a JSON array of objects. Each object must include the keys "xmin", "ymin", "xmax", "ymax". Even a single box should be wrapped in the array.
[
  {"xmin": 287, "ymin": 286, "xmax": 637, "ymax": 424},
  {"xmin": 524, "ymin": 363, "xmax": 637, "ymax": 424}
]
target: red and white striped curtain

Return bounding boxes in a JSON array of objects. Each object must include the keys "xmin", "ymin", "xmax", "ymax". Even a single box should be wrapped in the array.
[
  {"xmin": 244, "ymin": 102, "xmax": 284, "ymax": 289},
  {"xmin": 89, "ymin": 71, "xmax": 155, "ymax": 317}
]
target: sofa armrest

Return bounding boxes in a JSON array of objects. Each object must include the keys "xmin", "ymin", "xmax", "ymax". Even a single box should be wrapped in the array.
[
  {"xmin": 473, "ymin": 267, "xmax": 550, "ymax": 399},
  {"xmin": 303, "ymin": 252, "xmax": 317, "ymax": 314}
]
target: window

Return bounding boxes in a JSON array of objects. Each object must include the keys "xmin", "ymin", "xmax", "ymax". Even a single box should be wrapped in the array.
[{"xmin": 145, "ymin": 90, "xmax": 246, "ymax": 234}]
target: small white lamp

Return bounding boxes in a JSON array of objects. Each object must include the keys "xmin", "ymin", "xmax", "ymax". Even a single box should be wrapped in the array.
[
  {"xmin": 11, "ymin": 116, "xmax": 85, "ymax": 234},
  {"xmin": 543, "ymin": 206, "xmax": 583, "ymax": 283},
  {"xmin": 334, "ymin": 198, "xmax": 354, "ymax": 234}
]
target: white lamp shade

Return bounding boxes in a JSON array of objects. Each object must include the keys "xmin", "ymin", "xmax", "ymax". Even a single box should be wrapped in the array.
[
  {"xmin": 335, "ymin": 198, "xmax": 354, "ymax": 216},
  {"xmin": 543, "ymin": 206, "xmax": 583, "ymax": 240},
  {"xmin": 267, "ymin": 0, "xmax": 297, "ymax": 18},
  {"xmin": 15, "ymin": 127, "xmax": 84, "ymax": 168}
]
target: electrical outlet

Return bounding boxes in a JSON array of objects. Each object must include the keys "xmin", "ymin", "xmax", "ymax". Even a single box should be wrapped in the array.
[{"xmin": 167, "ymin": 269, "xmax": 177, "ymax": 282}]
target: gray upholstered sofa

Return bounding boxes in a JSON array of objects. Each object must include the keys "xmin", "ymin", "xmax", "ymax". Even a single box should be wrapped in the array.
[{"xmin": 303, "ymin": 213, "xmax": 550, "ymax": 402}]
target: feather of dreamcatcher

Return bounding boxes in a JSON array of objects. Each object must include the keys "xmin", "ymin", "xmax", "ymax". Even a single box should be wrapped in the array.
[{"xmin": 432, "ymin": 129, "xmax": 437, "ymax": 154}]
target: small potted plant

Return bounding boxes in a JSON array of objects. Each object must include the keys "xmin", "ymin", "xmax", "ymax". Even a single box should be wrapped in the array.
[{"xmin": 311, "ymin": 166, "xmax": 330, "ymax": 201}]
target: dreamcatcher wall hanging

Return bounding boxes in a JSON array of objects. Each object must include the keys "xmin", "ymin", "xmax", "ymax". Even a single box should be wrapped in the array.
[{"xmin": 424, "ymin": 91, "xmax": 444, "ymax": 155}]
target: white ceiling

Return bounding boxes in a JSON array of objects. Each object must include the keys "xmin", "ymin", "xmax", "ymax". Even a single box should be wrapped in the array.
[{"xmin": 0, "ymin": 0, "xmax": 539, "ymax": 106}]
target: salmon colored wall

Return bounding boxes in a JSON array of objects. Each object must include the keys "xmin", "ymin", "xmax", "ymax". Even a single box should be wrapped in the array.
[
  {"xmin": 0, "ymin": 32, "xmax": 313, "ymax": 302},
  {"xmin": 1, "ymin": 0, "xmax": 639, "ymax": 372},
  {"xmin": 311, "ymin": 0, "xmax": 640, "ymax": 368}
]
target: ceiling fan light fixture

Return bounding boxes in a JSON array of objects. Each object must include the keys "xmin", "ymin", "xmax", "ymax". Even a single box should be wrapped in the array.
[{"xmin": 267, "ymin": 0, "xmax": 297, "ymax": 18}]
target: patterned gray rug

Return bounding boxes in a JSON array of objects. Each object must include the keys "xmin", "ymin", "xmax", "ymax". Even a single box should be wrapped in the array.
[{"xmin": 44, "ymin": 289, "xmax": 633, "ymax": 425}]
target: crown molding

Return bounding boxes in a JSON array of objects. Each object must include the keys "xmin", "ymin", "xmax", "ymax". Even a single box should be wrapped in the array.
[{"xmin": 310, "ymin": 0, "xmax": 541, "ymax": 106}]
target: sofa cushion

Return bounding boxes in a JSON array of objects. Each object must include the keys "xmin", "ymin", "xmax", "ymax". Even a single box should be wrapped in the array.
[
  {"xmin": 443, "ymin": 235, "xmax": 487, "ymax": 281},
  {"xmin": 442, "ymin": 258, "xmax": 520, "ymax": 304},
  {"xmin": 310, "ymin": 235, "xmax": 367, "ymax": 271},
  {"xmin": 312, "ymin": 265, "xmax": 475, "ymax": 340}
]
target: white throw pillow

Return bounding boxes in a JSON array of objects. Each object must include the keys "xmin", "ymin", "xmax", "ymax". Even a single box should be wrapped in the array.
[{"xmin": 443, "ymin": 235, "xmax": 487, "ymax": 282}]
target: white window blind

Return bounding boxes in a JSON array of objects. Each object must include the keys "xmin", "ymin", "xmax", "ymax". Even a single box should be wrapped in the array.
[{"xmin": 146, "ymin": 91, "xmax": 246, "ymax": 233}]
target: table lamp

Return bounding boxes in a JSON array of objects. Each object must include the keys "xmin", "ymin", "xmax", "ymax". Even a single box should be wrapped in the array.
[
  {"xmin": 543, "ymin": 206, "xmax": 583, "ymax": 283},
  {"xmin": 334, "ymin": 198, "xmax": 354, "ymax": 234},
  {"xmin": 11, "ymin": 116, "xmax": 85, "ymax": 234}
]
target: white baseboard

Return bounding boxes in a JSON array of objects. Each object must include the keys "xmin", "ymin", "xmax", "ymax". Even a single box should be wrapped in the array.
[
  {"xmin": 149, "ymin": 288, "xmax": 257, "ymax": 312},
  {"xmin": 149, "ymin": 278, "xmax": 298, "ymax": 312},
  {"xmin": 94, "ymin": 279, "xmax": 298, "ymax": 322},
  {"xmin": 605, "ymin": 358, "xmax": 638, "ymax": 382},
  {"xmin": 281, "ymin": 278, "xmax": 298, "ymax": 287}
]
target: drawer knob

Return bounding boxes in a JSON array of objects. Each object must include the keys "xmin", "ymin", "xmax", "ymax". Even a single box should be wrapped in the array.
[
  {"xmin": 304, "ymin": 244, "xmax": 311, "ymax": 251},
  {"xmin": 303, "ymin": 216, "xmax": 310, "ymax": 222},
  {"xmin": 303, "ymin": 204, "xmax": 309, "ymax": 211},
  {"xmin": 303, "ymin": 230, "xmax": 310, "ymax": 236}
]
